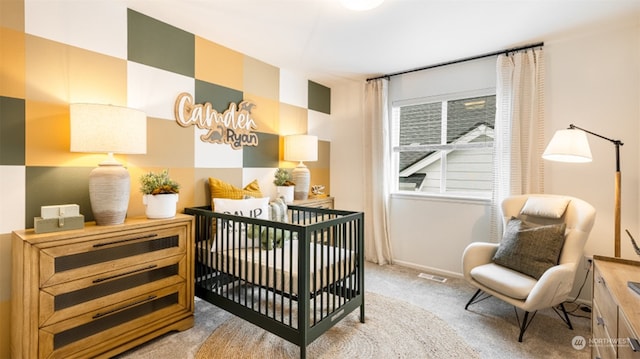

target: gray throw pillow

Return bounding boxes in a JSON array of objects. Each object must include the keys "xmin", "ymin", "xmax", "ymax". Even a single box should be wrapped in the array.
[{"xmin": 492, "ymin": 217, "xmax": 567, "ymax": 279}]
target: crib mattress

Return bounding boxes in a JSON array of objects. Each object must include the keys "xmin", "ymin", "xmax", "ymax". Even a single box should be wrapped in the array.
[{"xmin": 210, "ymin": 240, "xmax": 354, "ymax": 295}]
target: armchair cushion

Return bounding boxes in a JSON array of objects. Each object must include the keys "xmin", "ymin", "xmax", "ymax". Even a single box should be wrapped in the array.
[
  {"xmin": 492, "ymin": 218, "xmax": 566, "ymax": 279},
  {"xmin": 470, "ymin": 263, "xmax": 537, "ymax": 300}
]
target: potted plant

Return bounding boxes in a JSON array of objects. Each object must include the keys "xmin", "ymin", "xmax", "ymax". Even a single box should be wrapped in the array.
[
  {"xmin": 140, "ymin": 169, "xmax": 180, "ymax": 218},
  {"xmin": 273, "ymin": 168, "xmax": 295, "ymax": 203}
]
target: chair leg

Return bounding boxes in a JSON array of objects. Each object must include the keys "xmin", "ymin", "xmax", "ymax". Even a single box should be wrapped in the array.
[
  {"xmin": 515, "ymin": 308, "xmax": 538, "ymax": 342},
  {"xmin": 555, "ymin": 302, "xmax": 573, "ymax": 330},
  {"xmin": 518, "ymin": 311, "xmax": 529, "ymax": 342},
  {"xmin": 465, "ymin": 289, "xmax": 483, "ymax": 310},
  {"xmin": 468, "ymin": 292, "xmax": 573, "ymax": 342}
]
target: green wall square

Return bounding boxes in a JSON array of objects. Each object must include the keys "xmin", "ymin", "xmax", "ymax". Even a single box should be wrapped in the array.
[
  {"xmin": 195, "ymin": 80, "xmax": 244, "ymax": 112},
  {"xmin": 128, "ymin": 9, "xmax": 195, "ymax": 77},
  {"xmin": 25, "ymin": 167, "xmax": 93, "ymax": 228},
  {"xmin": 243, "ymin": 132, "xmax": 279, "ymax": 168},
  {"xmin": 308, "ymin": 80, "xmax": 331, "ymax": 114},
  {"xmin": 0, "ymin": 96, "xmax": 25, "ymax": 165}
]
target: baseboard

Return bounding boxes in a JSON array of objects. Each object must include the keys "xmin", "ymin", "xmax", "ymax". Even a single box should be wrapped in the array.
[
  {"xmin": 567, "ymin": 296, "xmax": 592, "ymax": 307},
  {"xmin": 391, "ymin": 259, "xmax": 463, "ymax": 279}
]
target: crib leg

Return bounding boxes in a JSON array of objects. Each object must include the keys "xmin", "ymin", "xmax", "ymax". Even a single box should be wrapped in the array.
[
  {"xmin": 300, "ymin": 345, "xmax": 306, "ymax": 359},
  {"xmin": 360, "ymin": 303, "xmax": 365, "ymax": 323}
]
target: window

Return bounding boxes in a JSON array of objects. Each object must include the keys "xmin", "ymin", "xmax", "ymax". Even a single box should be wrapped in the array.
[{"xmin": 392, "ymin": 92, "xmax": 496, "ymax": 198}]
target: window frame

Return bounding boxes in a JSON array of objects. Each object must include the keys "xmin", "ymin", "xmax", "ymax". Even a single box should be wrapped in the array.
[{"xmin": 391, "ymin": 88, "xmax": 496, "ymax": 201}]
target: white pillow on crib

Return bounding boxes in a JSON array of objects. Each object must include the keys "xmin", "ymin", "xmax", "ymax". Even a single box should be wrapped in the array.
[{"xmin": 212, "ymin": 197, "xmax": 269, "ymax": 251}]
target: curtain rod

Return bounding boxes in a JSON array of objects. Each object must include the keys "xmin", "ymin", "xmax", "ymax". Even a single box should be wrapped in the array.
[{"xmin": 366, "ymin": 42, "xmax": 544, "ymax": 82}]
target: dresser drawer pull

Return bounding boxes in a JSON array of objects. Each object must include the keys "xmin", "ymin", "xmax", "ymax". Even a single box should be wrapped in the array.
[
  {"xmin": 629, "ymin": 337, "xmax": 640, "ymax": 352},
  {"xmin": 92, "ymin": 264, "xmax": 159, "ymax": 283},
  {"xmin": 596, "ymin": 317, "xmax": 605, "ymax": 326},
  {"xmin": 92, "ymin": 295, "xmax": 157, "ymax": 319},
  {"xmin": 93, "ymin": 234, "xmax": 158, "ymax": 248}
]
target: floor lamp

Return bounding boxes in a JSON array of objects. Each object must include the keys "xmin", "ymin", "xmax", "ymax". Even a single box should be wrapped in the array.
[{"xmin": 542, "ymin": 124, "xmax": 623, "ymax": 257}]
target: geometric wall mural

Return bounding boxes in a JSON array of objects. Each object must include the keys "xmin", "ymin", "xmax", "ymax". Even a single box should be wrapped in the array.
[{"xmin": 1, "ymin": 6, "xmax": 331, "ymax": 231}]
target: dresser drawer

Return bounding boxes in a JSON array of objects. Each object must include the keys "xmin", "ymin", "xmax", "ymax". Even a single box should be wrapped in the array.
[
  {"xmin": 39, "ymin": 254, "xmax": 187, "ymax": 327},
  {"xmin": 619, "ymin": 309, "xmax": 640, "ymax": 359},
  {"xmin": 38, "ymin": 282, "xmax": 189, "ymax": 359},
  {"xmin": 592, "ymin": 300, "xmax": 616, "ymax": 359},
  {"xmin": 594, "ymin": 268, "xmax": 618, "ymax": 335},
  {"xmin": 39, "ymin": 225, "xmax": 186, "ymax": 288}
]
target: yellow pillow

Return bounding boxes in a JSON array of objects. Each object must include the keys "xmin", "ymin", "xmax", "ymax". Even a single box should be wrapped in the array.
[{"xmin": 209, "ymin": 178, "xmax": 263, "ymax": 202}]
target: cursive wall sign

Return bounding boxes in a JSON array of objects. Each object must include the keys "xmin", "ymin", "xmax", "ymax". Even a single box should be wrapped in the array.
[{"xmin": 174, "ymin": 92, "xmax": 259, "ymax": 149}]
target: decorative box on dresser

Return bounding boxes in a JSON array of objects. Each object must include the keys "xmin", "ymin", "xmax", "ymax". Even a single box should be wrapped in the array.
[
  {"xmin": 11, "ymin": 214, "xmax": 195, "ymax": 359},
  {"xmin": 592, "ymin": 255, "xmax": 640, "ymax": 359}
]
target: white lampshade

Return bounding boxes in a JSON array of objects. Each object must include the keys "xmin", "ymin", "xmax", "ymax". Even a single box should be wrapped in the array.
[
  {"xmin": 542, "ymin": 129, "xmax": 593, "ymax": 163},
  {"xmin": 70, "ymin": 104, "xmax": 147, "ymax": 154},
  {"xmin": 284, "ymin": 135, "xmax": 318, "ymax": 162},
  {"xmin": 70, "ymin": 103, "xmax": 147, "ymax": 225},
  {"xmin": 340, "ymin": 0, "xmax": 384, "ymax": 11},
  {"xmin": 284, "ymin": 135, "xmax": 318, "ymax": 201}
]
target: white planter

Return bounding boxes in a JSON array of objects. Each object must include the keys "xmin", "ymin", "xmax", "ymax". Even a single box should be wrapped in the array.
[
  {"xmin": 143, "ymin": 193, "xmax": 179, "ymax": 219},
  {"xmin": 276, "ymin": 186, "xmax": 294, "ymax": 204}
]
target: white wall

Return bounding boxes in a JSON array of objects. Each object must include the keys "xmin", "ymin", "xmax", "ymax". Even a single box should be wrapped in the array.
[
  {"xmin": 330, "ymin": 14, "xmax": 640, "ymax": 302},
  {"xmin": 329, "ymin": 79, "xmax": 366, "ymax": 212},
  {"xmin": 545, "ymin": 18, "xmax": 640, "ymax": 262},
  {"xmin": 544, "ymin": 17, "xmax": 640, "ymax": 300}
]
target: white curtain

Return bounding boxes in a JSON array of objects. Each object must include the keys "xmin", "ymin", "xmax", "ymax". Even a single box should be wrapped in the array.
[
  {"xmin": 490, "ymin": 48, "xmax": 545, "ymax": 241},
  {"xmin": 363, "ymin": 78, "xmax": 393, "ymax": 264}
]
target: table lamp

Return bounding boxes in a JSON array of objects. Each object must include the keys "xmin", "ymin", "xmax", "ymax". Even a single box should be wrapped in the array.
[
  {"xmin": 284, "ymin": 134, "xmax": 318, "ymax": 200},
  {"xmin": 542, "ymin": 124, "xmax": 623, "ymax": 257},
  {"xmin": 70, "ymin": 103, "xmax": 147, "ymax": 225}
]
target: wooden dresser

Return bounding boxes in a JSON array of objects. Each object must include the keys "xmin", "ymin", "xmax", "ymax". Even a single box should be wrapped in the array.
[
  {"xmin": 11, "ymin": 214, "xmax": 194, "ymax": 359},
  {"xmin": 592, "ymin": 256, "xmax": 640, "ymax": 359}
]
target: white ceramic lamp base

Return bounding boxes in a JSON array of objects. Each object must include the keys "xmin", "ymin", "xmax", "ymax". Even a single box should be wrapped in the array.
[
  {"xmin": 89, "ymin": 159, "xmax": 130, "ymax": 225},
  {"xmin": 292, "ymin": 162, "xmax": 310, "ymax": 200}
]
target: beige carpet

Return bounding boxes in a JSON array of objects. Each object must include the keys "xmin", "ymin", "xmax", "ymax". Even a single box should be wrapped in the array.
[{"xmin": 195, "ymin": 292, "xmax": 479, "ymax": 359}]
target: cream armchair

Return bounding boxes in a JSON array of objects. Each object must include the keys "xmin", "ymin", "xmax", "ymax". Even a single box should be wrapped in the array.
[{"xmin": 462, "ymin": 194, "xmax": 596, "ymax": 342}]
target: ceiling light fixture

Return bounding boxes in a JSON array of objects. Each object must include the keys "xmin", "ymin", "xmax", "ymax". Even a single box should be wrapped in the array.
[{"xmin": 340, "ymin": 0, "xmax": 384, "ymax": 11}]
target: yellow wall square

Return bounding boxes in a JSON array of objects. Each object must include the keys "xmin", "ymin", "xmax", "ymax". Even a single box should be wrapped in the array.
[
  {"xmin": 0, "ymin": 27, "xmax": 25, "ymax": 99},
  {"xmin": 26, "ymin": 35, "xmax": 127, "ymax": 105},
  {"xmin": 279, "ymin": 103, "xmax": 308, "ymax": 136},
  {"xmin": 0, "ymin": 0, "xmax": 24, "ymax": 31},
  {"xmin": 195, "ymin": 36, "xmax": 243, "ymax": 91},
  {"xmin": 133, "ymin": 117, "xmax": 195, "ymax": 169},
  {"xmin": 245, "ymin": 93, "xmax": 279, "ymax": 135},
  {"xmin": 244, "ymin": 56, "xmax": 279, "ymax": 100},
  {"xmin": 25, "ymin": 101, "xmax": 74, "ymax": 166}
]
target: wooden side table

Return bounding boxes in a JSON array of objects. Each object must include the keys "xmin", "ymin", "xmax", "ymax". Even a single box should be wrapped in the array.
[{"xmin": 292, "ymin": 196, "xmax": 334, "ymax": 209}]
